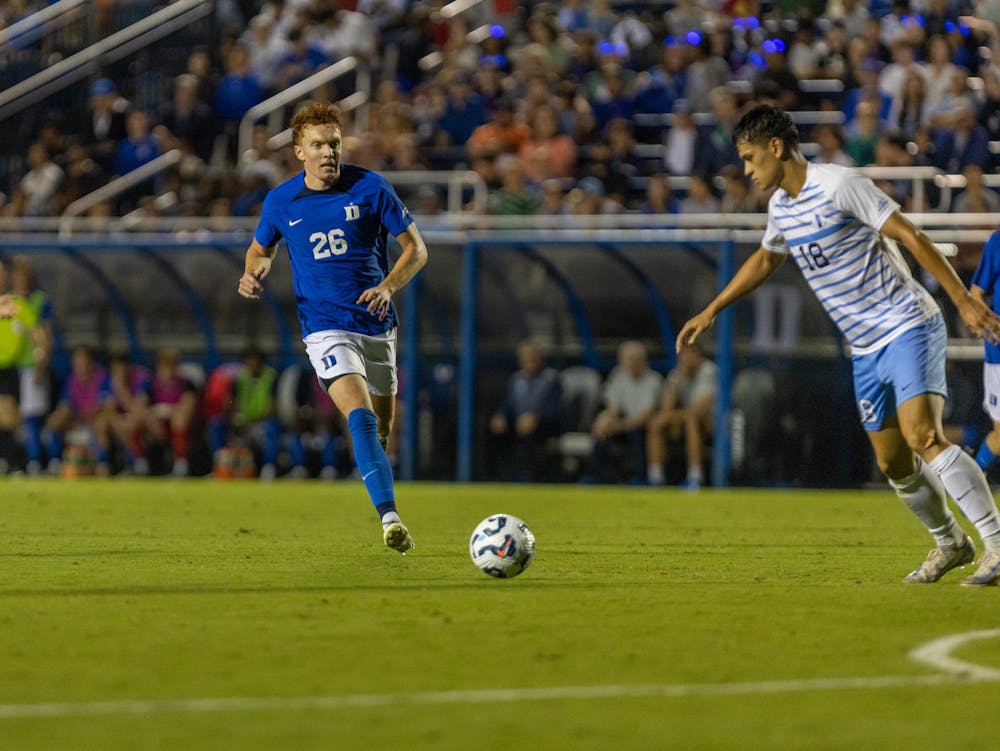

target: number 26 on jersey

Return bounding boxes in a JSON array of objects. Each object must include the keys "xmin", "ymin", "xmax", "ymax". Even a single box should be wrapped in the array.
[{"xmin": 310, "ymin": 229, "xmax": 348, "ymax": 259}]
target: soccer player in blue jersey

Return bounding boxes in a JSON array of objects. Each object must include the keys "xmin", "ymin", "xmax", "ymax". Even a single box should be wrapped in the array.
[
  {"xmin": 677, "ymin": 105, "xmax": 1000, "ymax": 585},
  {"xmin": 972, "ymin": 230, "xmax": 1000, "ymax": 476},
  {"xmin": 237, "ymin": 102, "xmax": 427, "ymax": 554}
]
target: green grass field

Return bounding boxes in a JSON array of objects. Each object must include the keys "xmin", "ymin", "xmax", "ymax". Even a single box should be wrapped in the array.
[{"xmin": 1, "ymin": 479, "xmax": 998, "ymax": 750}]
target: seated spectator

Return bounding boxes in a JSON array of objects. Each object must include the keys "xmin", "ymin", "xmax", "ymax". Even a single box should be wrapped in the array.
[
  {"xmin": 11, "ymin": 143, "xmax": 63, "ymax": 217},
  {"xmin": 208, "ymin": 347, "xmax": 282, "ymax": 480},
  {"xmin": 518, "ymin": 103, "xmax": 577, "ymax": 182},
  {"xmin": 83, "ymin": 77, "xmax": 129, "ymax": 172},
  {"xmin": 466, "ymin": 96, "xmax": 532, "ymax": 162},
  {"xmin": 684, "ymin": 37, "xmax": 730, "ymax": 113},
  {"xmin": 646, "ymin": 342, "xmax": 718, "ymax": 489},
  {"xmin": 114, "ymin": 110, "xmax": 161, "ymax": 212},
  {"xmin": 932, "ymin": 100, "xmax": 991, "ymax": 175},
  {"xmin": 663, "ymin": 102, "xmax": 697, "ymax": 177},
  {"xmin": 492, "ymin": 156, "xmax": 541, "ymax": 216},
  {"xmin": 720, "ymin": 165, "xmax": 758, "ymax": 213},
  {"xmin": 146, "ymin": 349, "xmax": 198, "ymax": 477},
  {"xmin": 44, "ymin": 345, "xmax": 113, "ymax": 475},
  {"xmin": 58, "ymin": 139, "xmax": 107, "ymax": 212},
  {"xmin": 160, "ymin": 73, "xmax": 216, "ymax": 163},
  {"xmin": 538, "ymin": 178, "xmax": 569, "ymax": 215},
  {"xmin": 679, "ymin": 174, "xmax": 720, "ymax": 215},
  {"xmin": 106, "ymin": 351, "xmax": 152, "ymax": 475},
  {"xmin": 487, "ymin": 340, "xmax": 562, "ymax": 482},
  {"xmin": 845, "ymin": 98, "xmax": 883, "ymax": 167},
  {"xmin": 274, "ymin": 28, "xmax": 329, "ymax": 91},
  {"xmin": 433, "ymin": 72, "xmax": 488, "ymax": 149},
  {"xmin": 214, "ymin": 44, "xmax": 264, "ymax": 159},
  {"xmin": 812, "ymin": 123, "xmax": 855, "ymax": 167},
  {"xmin": 953, "ymin": 164, "xmax": 1000, "ymax": 214},
  {"xmin": 641, "ymin": 173, "xmax": 679, "ymax": 215},
  {"xmin": 694, "ymin": 87, "xmax": 741, "ymax": 177},
  {"xmin": 586, "ymin": 340, "xmax": 662, "ymax": 484}
]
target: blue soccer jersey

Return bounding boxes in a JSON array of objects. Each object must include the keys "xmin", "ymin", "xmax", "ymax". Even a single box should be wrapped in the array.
[
  {"xmin": 971, "ymin": 229, "xmax": 1000, "ymax": 364},
  {"xmin": 254, "ymin": 164, "xmax": 414, "ymax": 338}
]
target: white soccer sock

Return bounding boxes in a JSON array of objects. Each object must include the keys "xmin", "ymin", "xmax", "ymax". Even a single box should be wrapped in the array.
[
  {"xmin": 687, "ymin": 465, "xmax": 704, "ymax": 483},
  {"xmin": 380, "ymin": 511, "xmax": 401, "ymax": 530},
  {"xmin": 929, "ymin": 445, "xmax": 1000, "ymax": 550},
  {"xmin": 647, "ymin": 464, "xmax": 665, "ymax": 485},
  {"xmin": 889, "ymin": 457, "xmax": 963, "ymax": 548}
]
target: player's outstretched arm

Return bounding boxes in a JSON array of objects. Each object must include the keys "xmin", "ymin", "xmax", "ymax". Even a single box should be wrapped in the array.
[
  {"xmin": 882, "ymin": 212, "xmax": 1000, "ymax": 343},
  {"xmin": 676, "ymin": 247, "xmax": 785, "ymax": 352},
  {"xmin": 357, "ymin": 224, "xmax": 429, "ymax": 320},
  {"xmin": 238, "ymin": 239, "xmax": 277, "ymax": 300}
]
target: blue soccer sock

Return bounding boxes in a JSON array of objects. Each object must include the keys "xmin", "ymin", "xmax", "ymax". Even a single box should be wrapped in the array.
[
  {"xmin": 975, "ymin": 440, "xmax": 997, "ymax": 473},
  {"xmin": 24, "ymin": 416, "xmax": 43, "ymax": 464},
  {"xmin": 347, "ymin": 408, "xmax": 397, "ymax": 523}
]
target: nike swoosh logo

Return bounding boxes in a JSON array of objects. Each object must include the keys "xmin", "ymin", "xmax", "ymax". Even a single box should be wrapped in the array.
[
  {"xmin": 288, "ymin": 218, "xmax": 303, "ymax": 226},
  {"xmin": 361, "ymin": 469, "xmax": 377, "ymax": 481}
]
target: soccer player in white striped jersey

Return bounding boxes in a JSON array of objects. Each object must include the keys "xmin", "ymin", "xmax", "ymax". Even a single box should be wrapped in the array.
[{"xmin": 677, "ymin": 105, "xmax": 1000, "ymax": 585}]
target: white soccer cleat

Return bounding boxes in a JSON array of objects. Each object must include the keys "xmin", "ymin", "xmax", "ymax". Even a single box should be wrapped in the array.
[
  {"xmin": 961, "ymin": 549, "xmax": 1000, "ymax": 587},
  {"xmin": 383, "ymin": 522, "xmax": 414, "ymax": 555},
  {"xmin": 903, "ymin": 536, "xmax": 975, "ymax": 583}
]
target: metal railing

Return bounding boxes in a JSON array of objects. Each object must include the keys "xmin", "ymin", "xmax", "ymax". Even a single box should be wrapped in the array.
[
  {"xmin": 0, "ymin": 0, "xmax": 213, "ymax": 121},
  {"xmin": 0, "ymin": 0, "xmax": 88, "ymax": 50},
  {"xmin": 238, "ymin": 57, "xmax": 370, "ymax": 159},
  {"xmin": 59, "ymin": 149, "xmax": 182, "ymax": 236}
]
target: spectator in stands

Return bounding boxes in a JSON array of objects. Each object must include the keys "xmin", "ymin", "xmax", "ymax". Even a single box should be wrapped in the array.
[
  {"xmin": 932, "ymin": 99, "xmax": 991, "ymax": 174},
  {"xmin": 581, "ymin": 118, "xmax": 638, "ymax": 207},
  {"xmin": 492, "ymin": 156, "xmax": 541, "ymax": 216},
  {"xmin": 487, "ymin": 340, "xmax": 562, "ymax": 482},
  {"xmin": 309, "ymin": 4, "xmax": 377, "ymax": 61},
  {"xmin": 10, "ymin": 143, "xmax": 63, "ymax": 217},
  {"xmin": 146, "ymin": 348, "xmax": 198, "ymax": 477},
  {"xmin": 874, "ymin": 133, "xmax": 918, "ymax": 209},
  {"xmin": 664, "ymin": 101, "xmax": 697, "ymax": 176},
  {"xmin": 44, "ymin": 345, "xmax": 112, "ymax": 476},
  {"xmin": 789, "ymin": 15, "xmax": 823, "ymax": 80},
  {"xmin": 274, "ymin": 27, "xmax": 330, "ymax": 91},
  {"xmin": 518, "ymin": 104, "xmax": 577, "ymax": 182},
  {"xmin": 880, "ymin": 40, "xmax": 923, "ymax": 129},
  {"xmin": 83, "ymin": 77, "xmax": 129, "ymax": 172},
  {"xmin": 585, "ymin": 340, "xmax": 662, "ymax": 484},
  {"xmin": 570, "ymin": 175, "xmax": 623, "ymax": 215},
  {"xmin": 241, "ymin": 14, "xmax": 288, "ymax": 92},
  {"xmin": 845, "ymin": 97, "xmax": 883, "ymax": 166},
  {"xmin": 679, "ymin": 174, "xmax": 720, "ymax": 215},
  {"xmin": 538, "ymin": 179, "xmax": 569, "ymax": 215},
  {"xmin": 646, "ymin": 342, "xmax": 718, "ymax": 489},
  {"xmin": 684, "ymin": 36, "xmax": 730, "ymax": 113},
  {"xmin": 209, "ymin": 346, "xmax": 282, "ymax": 480},
  {"xmin": 58, "ymin": 139, "xmax": 107, "ymax": 212},
  {"xmin": 826, "ymin": 0, "xmax": 871, "ymax": 39},
  {"xmin": 589, "ymin": 61, "xmax": 635, "ymax": 132},
  {"xmin": 812, "ymin": 123, "xmax": 856, "ymax": 167},
  {"xmin": 664, "ymin": 0, "xmax": 702, "ymax": 37},
  {"xmin": 640, "ymin": 173, "xmax": 679, "ymax": 215},
  {"xmin": 526, "ymin": 12, "xmax": 573, "ymax": 77},
  {"xmin": 954, "ymin": 164, "xmax": 1000, "ymax": 214},
  {"xmin": 754, "ymin": 42, "xmax": 801, "ymax": 112},
  {"xmin": 926, "ymin": 67, "xmax": 975, "ymax": 130},
  {"xmin": 466, "ymin": 96, "xmax": 532, "ymax": 162},
  {"xmin": 978, "ymin": 67, "xmax": 1000, "ymax": 141},
  {"xmin": 694, "ymin": 86, "xmax": 742, "ymax": 177},
  {"xmin": 9, "ymin": 255, "xmax": 53, "ymax": 476},
  {"xmin": 433, "ymin": 71, "xmax": 488, "ymax": 149},
  {"xmin": 159, "ymin": 73, "xmax": 216, "ymax": 163},
  {"xmin": 214, "ymin": 44, "xmax": 264, "ymax": 157},
  {"xmin": 634, "ymin": 41, "xmax": 687, "ymax": 117},
  {"xmin": 720, "ymin": 165, "xmax": 759, "ymax": 213},
  {"xmin": 922, "ymin": 35, "xmax": 960, "ymax": 119},
  {"xmin": 106, "ymin": 351, "xmax": 152, "ymax": 475},
  {"xmin": 894, "ymin": 71, "xmax": 928, "ymax": 138},
  {"xmin": 114, "ymin": 110, "xmax": 161, "ymax": 212}
]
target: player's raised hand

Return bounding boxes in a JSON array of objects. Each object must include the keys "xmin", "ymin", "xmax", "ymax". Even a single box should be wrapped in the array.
[
  {"xmin": 961, "ymin": 294, "xmax": 1000, "ymax": 344},
  {"xmin": 356, "ymin": 283, "xmax": 393, "ymax": 320},
  {"xmin": 675, "ymin": 310, "xmax": 716, "ymax": 353}
]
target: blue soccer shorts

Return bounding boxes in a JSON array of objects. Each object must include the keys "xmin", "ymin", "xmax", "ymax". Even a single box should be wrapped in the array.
[{"xmin": 851, "ymin": 314, "xmax": 947, "ymax": 432}]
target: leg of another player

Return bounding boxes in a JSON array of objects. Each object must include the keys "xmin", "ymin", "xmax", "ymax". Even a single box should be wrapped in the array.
[
  {"xmin": 899, "ymin": 394, "xmax": 1000, "ymax": 584},
  {"xmin": 327, "ymin": 375, "xmax": 411, "ymax": 552},
  {"xmin": 974, "ymin": 421, "xmax": 1000, "ymax": 473}
]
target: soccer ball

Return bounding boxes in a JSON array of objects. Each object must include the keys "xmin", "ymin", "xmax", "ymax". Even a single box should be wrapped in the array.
[{"xmin": 469, "ymin": 514, "xmax": 536, "ymax": 578}]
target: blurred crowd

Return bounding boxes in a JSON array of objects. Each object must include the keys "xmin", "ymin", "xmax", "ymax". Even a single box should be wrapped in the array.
[{"xmin": 4, "ymin": 0, "xmax": 1000, "ymax": 220}]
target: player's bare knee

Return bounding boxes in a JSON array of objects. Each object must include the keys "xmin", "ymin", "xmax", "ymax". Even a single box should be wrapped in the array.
[{"xmin": 903, "ymin": 427, "xmax": 941, "ymax": 458}]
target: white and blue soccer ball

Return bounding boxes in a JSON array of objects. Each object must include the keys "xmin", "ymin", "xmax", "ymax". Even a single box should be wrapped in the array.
[{"xmin": 469, "ymin": 514, "xmax": 536, "ymax": 578}]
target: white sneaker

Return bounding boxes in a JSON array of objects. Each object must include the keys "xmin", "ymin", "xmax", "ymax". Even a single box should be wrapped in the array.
[
  {"xmin": 133, "ymin": 457, "xmax": 150, "ymax": 476},
  {"xmin": 259, "ymin": 463, "xmax": 276, "ymax": 481},
  {"xmin": 25, "ymin": 460, "xmax": 41, "ymax": 476},
  {"xmin": 383, "ymin": 522, "xmax": 414, "ymax": 555},
  {"xmin": 903, "ymin": 536, "xmax": 976, "ymax": 583},
  {"xmin": 46, "ymin": 459, "xmax": 62, "ymax": 476},
  {"xmin": 319, "ymin": 466, "xmax": 338, "ymax": 480},
  {"xmin": 288, "ymin": 465, "xmax": 309, "ymax": 480},
  {"xmin": 961, "ymin": 549, "xmax": 1000, "ymax": 587},
  {"xmin": 171, "ymin": 458, "xmax": 189, "ymax": 477}
]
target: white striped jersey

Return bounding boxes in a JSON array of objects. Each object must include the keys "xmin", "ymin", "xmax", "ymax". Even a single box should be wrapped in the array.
[{"xmin": 761, "ymin": 162, "xmax": 939, "ymax": 355}]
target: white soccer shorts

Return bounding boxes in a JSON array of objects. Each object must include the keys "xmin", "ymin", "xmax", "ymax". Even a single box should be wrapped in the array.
[
  {"xmin": 983, "ymin": 363, "xmax": 1000, "ymax": 424},
  {"xmin": 304, "ymin": 328, "xmax": 398, "ymax": 397}
]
